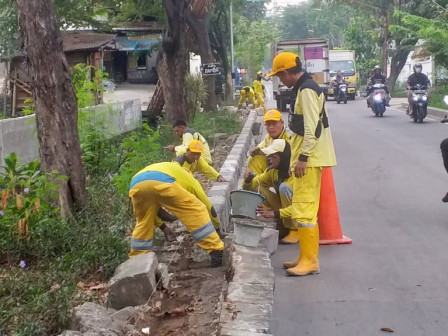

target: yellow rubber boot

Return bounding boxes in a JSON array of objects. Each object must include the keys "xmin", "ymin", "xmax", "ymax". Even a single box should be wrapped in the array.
[
  {"xmin": 286, "ymin": 225, "xmax": 320, "ymax": 276},
  {"xmin": 283, "ymin": 254, "xmax": 300, "ymax": 269},
  {"xmin": 280, "ymin": 229, "xmax": 299, "ymax": 244}
]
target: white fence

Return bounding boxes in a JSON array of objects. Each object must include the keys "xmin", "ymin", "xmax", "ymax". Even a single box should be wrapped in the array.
[{"xmin": 0, "ymin": 99, "xmax": 142, "ymax": 165}]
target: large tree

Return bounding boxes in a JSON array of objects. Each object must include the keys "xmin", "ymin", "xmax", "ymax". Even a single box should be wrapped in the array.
[{"xmin": 16, "ymin": 0, "xmax": 86, "ymax": 216}]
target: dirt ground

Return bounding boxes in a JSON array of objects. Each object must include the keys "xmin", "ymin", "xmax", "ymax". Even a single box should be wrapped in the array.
[{"xmin": 125, "ymin": 115, "xmax": 248, "ymax": 336}]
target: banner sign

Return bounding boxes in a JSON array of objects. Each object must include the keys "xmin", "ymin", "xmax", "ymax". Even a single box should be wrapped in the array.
[
  {"xmin": 117, "ymin": 35, "xmax": 160, "ymax": 51},
  {"xmin": 201, "ymin": 63, "xmax": 221, "ymax": 75}
]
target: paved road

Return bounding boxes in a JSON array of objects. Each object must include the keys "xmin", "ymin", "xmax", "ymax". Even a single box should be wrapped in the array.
[{"xmin": 268, "ymin": 97, "xmax": 448, "ymax": 336}]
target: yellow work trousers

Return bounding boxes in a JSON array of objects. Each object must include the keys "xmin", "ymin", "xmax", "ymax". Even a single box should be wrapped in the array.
[
  {"xmin": 247, "ymin": 154, "xmax": 268, "ymax": 175},
  {"xmin": 278, "ymin": 182, "xmax": 296, "ymax": 230},
  {"xmin": 129, "ymin": 179, "xmax": 224, "ymax": 257},
  {"xmin": 255, "ymin": 93, "xmax": 266, "ymax": 112},
  {"xmin": 292, "ymin": 167, "xmax": 322, "ymax": 227}
]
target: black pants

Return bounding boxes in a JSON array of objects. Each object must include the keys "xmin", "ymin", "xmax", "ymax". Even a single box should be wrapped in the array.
[{"xmin": 441, "ymin": 138, "xmax": 448, "ymax": 173}]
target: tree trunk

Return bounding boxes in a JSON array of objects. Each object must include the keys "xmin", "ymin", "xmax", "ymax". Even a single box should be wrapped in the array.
[
  {"xmin": 186, "ymin": 4, "xmax": 217, "ymax": 112},
  {"xmin": 16, "ymin": 0, "xmax": 86, "ymax": 216},
  {"xmin": 158, "ymin": 0, "xmax": 190, "ymax": 122},
  {"xmin": 388, "ymin": 41, "xmax": 410, "ymax": 92}
]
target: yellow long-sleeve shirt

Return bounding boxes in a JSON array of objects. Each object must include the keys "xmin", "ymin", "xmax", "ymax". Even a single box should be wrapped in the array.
[
  {"xmin": 238, "ymin": 87, "xmax": 256, "ymax": 106},
  {"xmin": 132, "ymin": 162, "xmax": 220, "ymax": 228},
  {"xmin": 253, "ymin": 79, "xmax": 264, "ymax": 95},
  {"xmin": 256, "ymin": 127, "xmax": 290, "ymax": 149},
  {"xmin": 174, "ymin": 154, "xmax": 220, "ymax": 181},
  {"xmin": 290, "ymin": 72, "xmax": 337, "ymax": 168},
  {"xmin": 175, "ymin": 128, "xmax": 212, "ymax": 164},
  {"xmin": 242, "ymin": 168, "xmax": 293, "ymax": 219}
]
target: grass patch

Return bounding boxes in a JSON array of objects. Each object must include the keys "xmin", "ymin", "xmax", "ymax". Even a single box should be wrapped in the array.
[
  {"xmin": 429, "ymin": 86, "xmax": 448, "ymax": 110},
  {"xmin": 190, "ymin": 109, "xmax": 243, "ymax": 139},
  {"xmin": 0, "ymin": 107, "xmax": 243, "ymax": 334}
]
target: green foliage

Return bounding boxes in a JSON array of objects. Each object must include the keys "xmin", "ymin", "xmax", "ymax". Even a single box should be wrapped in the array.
[
  {"xmin": 396, "ymin": 10, "xmax": 448, "ymax": 69},
  {"xmin": 0, "ymin": 0, "xmax": 19, "ymax": 58},
  {"xmin": 190, "ymin": 108, "xmax": 242, "ymax": 140},
  {"xmin": 234, "ymin": 17, "xmax": 281, "ymax": 77},
  {"xmin": 428, "ymin": 86, "xmax": 448, "ymax": 110},
  {"xmin": 112, "ymin": 124, "xmax": 168, "ymax": 195},
  {"xmin": 71, "ymin": 63, "xmax": 109, "ymax": 108},
  {"xmin": 22, "ymin": 98, "xmax": 35, "ymax": 116},
  {"xmin": 185, "ymin": 73, "xmax": 208, "ymax": 120},
  {"xmin": 0, "ymin": 153, "xmax": 62, "ymax": 259},
  {"xmin": 0, "ymin": 177, "xmax": 131, "ymax": 335}
]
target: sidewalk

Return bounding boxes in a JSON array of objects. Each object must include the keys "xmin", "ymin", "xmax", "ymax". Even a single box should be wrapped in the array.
[{"xmin": 103, "ymin": 82, "xmax": 155, "ymax": 111}]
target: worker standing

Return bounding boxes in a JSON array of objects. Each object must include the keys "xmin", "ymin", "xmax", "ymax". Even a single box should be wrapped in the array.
[
  {"xmin": 253, "ymin": 71, "xmax": 266, "ymax": 113},
  {"xmin": 237, "ymin": 86, "xmax": 256, "ymax": 109},
  {"xmin": 165, "ymin": 120, "xmax": 212, "ymax": 164},
  {"xmin": 266, "ymin": 52, "xmax": 337, "ymax": 276},
  {"xmin": 128, "ymin": 162, "xmax": 224, "ymax": 267},
  {"xmin": 175, "ymin": 140, "xmax": 227, "ymax": 182},
  {"xmin": 248, "ymin": 109, "xmax": 290, "ymax": 175}
]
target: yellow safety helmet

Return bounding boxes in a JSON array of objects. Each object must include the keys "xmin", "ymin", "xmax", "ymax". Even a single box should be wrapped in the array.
[
  {"xmin": 257, "ymin": 71, "xmax": 263, "ymax": 76},
  {"xmin": 267, "ymin": 52, "xmax": 300, "ymax": 78},
  {"xmin": 264, "ymin": 109, "xmax": 282, "ymax": 122},
  {"xmin": 240, "ymin": 89, "xmax": 245, "ymax": 95},
  {"xmin": 188, "ymin": 140, "xmax": 203, "ymax": 153}
]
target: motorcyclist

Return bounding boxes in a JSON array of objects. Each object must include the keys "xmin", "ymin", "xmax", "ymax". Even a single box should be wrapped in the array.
[
  {"xmin": 406, "ymin": 63, "xmax": 431, "ymax": 116},
  {"xmin": 332, "ymin": 70, "xmax": 346, "ymax": 98},
  {"xmin": 366, "ymin": 66, "xmax": 390, "ymax": 107}
]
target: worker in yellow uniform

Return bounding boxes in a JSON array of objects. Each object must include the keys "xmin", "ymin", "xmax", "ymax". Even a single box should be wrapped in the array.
[
  {"xmin": 266, "ymin": 52, "xmax": 337, "ymax": 276},
  {"xmin": 237, "ymin": 86, "xmax": 256, "ymax": 109},
  {"xmin": 243, "ymin": 139, "xmax": 298, "ymax": 244},
  {"xmin": 248, "ymin": 109, "xmax": 290, "ymax": 175},
  {"xmin": 253, "ymin": 71, "xmax": 266, "ymax": 113},
  {"xmin": 165, "ymin": 120, "xmax": 212, "ymax": 164},
  {"xmin": 175, "ymin": 140, "xmax": 227, "ymax": 182},
  {"xmin": 128, "ymin": 162, "xmax": 224, "ymax": 267}
]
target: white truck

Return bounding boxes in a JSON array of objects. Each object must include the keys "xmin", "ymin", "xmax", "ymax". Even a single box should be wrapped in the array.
[
  {"xmin": 329, "ymin": 50, "xmax": 357, "ymax": 100},
  {"xmin": 270, "ymin": 39, "xmax": 330, "ymax": 112}
]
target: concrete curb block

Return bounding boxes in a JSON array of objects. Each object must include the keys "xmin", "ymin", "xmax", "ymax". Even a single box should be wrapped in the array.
[
  {"xmin": 210, "ymin": 110, "xmax": 275, "ymax": 336},
  {"xmin": 400, "ymin": 102, "xmax": 448, "ymax": 119},
  {"xmin": 208, "ymin": 110, "xmax": 257, "ymax": 233}
]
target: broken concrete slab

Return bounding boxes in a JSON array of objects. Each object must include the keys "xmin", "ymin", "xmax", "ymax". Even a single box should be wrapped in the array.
[
  {"xmin": 71, "ymin": 302, "xmax": 124, "ymax": 335},
  {"xmin": 108, "ymin": 253, "xmax": 158, "ymax": 309}
]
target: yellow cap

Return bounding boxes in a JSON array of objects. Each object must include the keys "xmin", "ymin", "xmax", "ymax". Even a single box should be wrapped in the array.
[
  {"xmin": 266, "ymin": 52, "xmax": 299, "ymax": 78},
  {"xmin": 257, "ymin": 71, "xmax": 263, "ymax": 76},
  {"xmin": 188, "ymin": 140, "xmax": 203, "ymax": 153},
  {"xmin": 260, "ymin": 139, "xmax": 287, "ymax": 156},
  {"xmin": 264, "ymin": 109, "xmax": 282, "ymax": 122}
]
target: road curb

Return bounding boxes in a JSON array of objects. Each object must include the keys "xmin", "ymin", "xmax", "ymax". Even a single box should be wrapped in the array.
[
  {"xmin": 400, "ymin": 102, "xmax": 448, "ymax": 119},
  {"xmin": 208, "ymin": 110, "xmax": 257, "ymax": 233},
  {"xmin": 210, "ymin": 111, "xmax": 275, "ymax": 335}
]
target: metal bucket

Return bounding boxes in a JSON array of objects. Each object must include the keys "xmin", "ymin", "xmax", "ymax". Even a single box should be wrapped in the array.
[
  {"xmin": 233, "ymin": 218, "xmax": 264, "ymax": 247},
  {"xmin": 230, "ymin": 190, "xmax": 265, "ymax": 219}
]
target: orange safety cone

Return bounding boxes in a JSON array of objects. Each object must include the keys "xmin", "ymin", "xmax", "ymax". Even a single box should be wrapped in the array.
[{"xmin": 318, "ymin": 167, "xmax": 352, "ymax": 245}]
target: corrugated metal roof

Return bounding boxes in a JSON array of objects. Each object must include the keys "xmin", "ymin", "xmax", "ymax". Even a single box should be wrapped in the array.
[{"xmin": 62, "ymin": 33, "xmax": 117, "ymax": 52}]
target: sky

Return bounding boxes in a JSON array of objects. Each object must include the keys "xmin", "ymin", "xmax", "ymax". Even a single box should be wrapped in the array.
[{"xmin": 265, "ymin": 0, "xmax": 309, "ymax": 16}]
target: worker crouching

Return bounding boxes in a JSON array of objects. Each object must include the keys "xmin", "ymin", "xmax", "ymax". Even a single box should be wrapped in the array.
[{"xmin": 128, "ymin": 162, "xmax": 224, "ymax": 267}]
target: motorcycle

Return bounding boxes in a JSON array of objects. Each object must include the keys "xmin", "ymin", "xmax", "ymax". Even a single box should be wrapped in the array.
[
  {"xmin": 368, "ymin": 83, "xmax": 387, "ymax": 117},
  {"xmin": 410, "ymin": 84, "xmax": 428, "ymax": 123},
  {"xmin": 336, "ymin": 83, "xmax": 348, "ymax": 104}
]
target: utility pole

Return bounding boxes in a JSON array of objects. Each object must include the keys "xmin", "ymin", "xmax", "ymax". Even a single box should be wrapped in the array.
[{"xmin": 229, "ymin": 1, "xmax": 235, "ymax": 90}]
